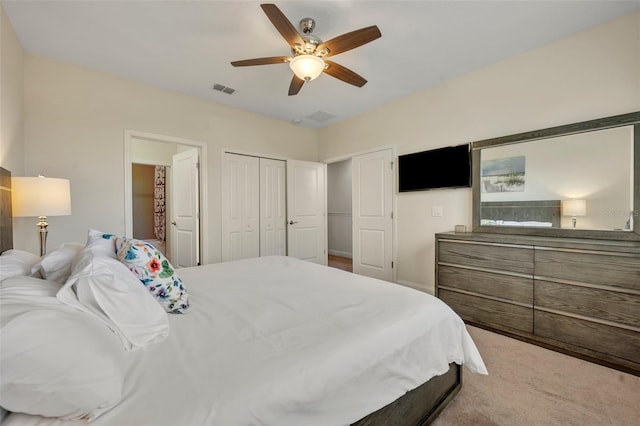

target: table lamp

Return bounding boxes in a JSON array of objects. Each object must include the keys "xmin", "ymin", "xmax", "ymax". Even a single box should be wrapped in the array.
[
  {"xmin": 12, "ymin": 175, "xmax": 71, "ymax": 256},
  {"xmin": 562, "ymin": 199, "xmax": 586, "ymax": 229}
]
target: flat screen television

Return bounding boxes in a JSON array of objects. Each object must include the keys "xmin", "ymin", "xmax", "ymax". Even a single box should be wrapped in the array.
[{"xmin": 398, "ymin": 144, "xmax": 471, "ymax": 192}]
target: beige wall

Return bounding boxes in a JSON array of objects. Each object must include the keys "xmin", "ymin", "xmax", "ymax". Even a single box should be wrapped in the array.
[
  {"xmin": 9, "ymin": 10, "xmax": 640, "ymax": 287},
  {"xmin": 17, "ymin": 54, "xmax": 319, "ymax": 262},
  {"xmin": 0, "ymin": 4, "xmax": 24, "ymax": 175},
  {"xmin": 318, "ymin": 12, "xmax": 640, "ymax": 292}
]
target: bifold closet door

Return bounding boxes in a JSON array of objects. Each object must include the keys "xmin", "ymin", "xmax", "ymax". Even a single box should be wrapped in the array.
[
  {"xmin": 222, "ymin": 153, "xmax": 260, "ymax": 261},
  {"xmin": 260, "ymin": 158, "xmax": 287, "ymax": 256}
]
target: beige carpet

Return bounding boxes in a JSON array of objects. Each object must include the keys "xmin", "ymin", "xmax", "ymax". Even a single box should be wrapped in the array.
[{"xmin": 433, "ymin": 326, "xmax": 640, "ymax": 426}]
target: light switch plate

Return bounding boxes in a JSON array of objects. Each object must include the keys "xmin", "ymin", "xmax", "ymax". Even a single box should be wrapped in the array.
[{"xmin": 431, "ymin": 206, "xmax": 443, "ymax": 217}]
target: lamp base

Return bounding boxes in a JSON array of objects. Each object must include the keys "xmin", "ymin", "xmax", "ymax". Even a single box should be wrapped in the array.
[{"xmin": 37, "ymin": 216, "xmax": 48, "ymax": 257}]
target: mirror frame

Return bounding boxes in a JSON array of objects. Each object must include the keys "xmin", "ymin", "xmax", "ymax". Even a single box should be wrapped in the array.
[{"xmin": 472, "ymin": 111, "xmax": 640, "ymax": 241}]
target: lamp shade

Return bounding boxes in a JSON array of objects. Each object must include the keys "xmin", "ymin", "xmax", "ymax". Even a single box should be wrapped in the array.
[
  {"xmin": 289, "ymin": 55, "xmax": 325, "ymax": 81},
  {"xmin": 562, "ymin": 199, "xmax": 586, "ymax": 217},
  {"xmin": 12, "ymin": 176, "xmax": 71, "ymax": 217}
]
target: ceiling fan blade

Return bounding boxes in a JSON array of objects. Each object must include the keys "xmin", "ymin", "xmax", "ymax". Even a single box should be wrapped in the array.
[
  {"xmin": 317, "ymin": 26, "xmax": 381, "ymax": 57},
  {"xmin": 261, "ymin": 4, "xmax": 304, "ymax": 48},
  {"xmin": 323, "ymin": 60, "xmax": 367, "ymax": 87},
  {"xmin": 231, "ymin": 56, "xmax": 290, "ymax": 67},
  {"xmin": 288, "ymin": 75, "xmax": 305, "ymax": 96}
]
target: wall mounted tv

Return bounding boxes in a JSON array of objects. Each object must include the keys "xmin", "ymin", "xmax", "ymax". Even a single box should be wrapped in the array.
[{"xmin": 398, "ymin": 144, "xmax": 471, "ymax": 192}]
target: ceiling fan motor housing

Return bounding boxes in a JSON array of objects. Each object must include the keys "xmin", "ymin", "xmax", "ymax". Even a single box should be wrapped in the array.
[
  {"xmin": 294, "ymin": 17, "xmax": 324, "ymax": 55},
  {"xmin": 299, "ymin": 17, "xmax": 315, "ymax": 34}
]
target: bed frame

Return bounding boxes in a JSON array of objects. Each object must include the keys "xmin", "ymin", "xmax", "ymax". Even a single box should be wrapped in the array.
[
  {"xmin": 0, "ymin": 167, "xmax": 12, "ymax": 254},
  {"xmin": 0, "ymin": 166, "xmax": 461, "ymax": 425},
  {"xmin": 480, "ymin": 199, "xmax": 561, "ymax": 227},
  {"xmin": 352, "ymin": 363, "xmax": 461, "ymax": 425}
]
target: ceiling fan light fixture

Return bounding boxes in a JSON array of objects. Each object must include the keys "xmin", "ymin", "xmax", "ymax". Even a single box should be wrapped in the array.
[{"xmin": 289, "ymin": 55, "xmax": 325, "ymax": 81}]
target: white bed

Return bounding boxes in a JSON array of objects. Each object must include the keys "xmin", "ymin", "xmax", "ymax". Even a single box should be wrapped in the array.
[
  {"xmin": 0, "ymin": 174, "xmax": 486, "ymax": 426},
  {"xmin": 481, "ymin": 219, "xmax": 553, "ymax": 227},
  {"xmin": 1, "ymin": 254, "xmax": 486, "ymax": 426}
]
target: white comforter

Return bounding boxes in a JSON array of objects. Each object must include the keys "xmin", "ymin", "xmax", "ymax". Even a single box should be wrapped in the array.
[{"xmin": 5, "ymin": 256, "xmax": 487, "ymax": 426}]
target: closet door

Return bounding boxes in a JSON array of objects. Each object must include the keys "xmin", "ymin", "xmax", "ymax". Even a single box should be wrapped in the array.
[
  {"xmin": 260, "ymin": 158, "xmax": 287, "ymax": 256},
  {"xmin": 222, "ymin": 153, "xmax": 260, "ymax": 261}
]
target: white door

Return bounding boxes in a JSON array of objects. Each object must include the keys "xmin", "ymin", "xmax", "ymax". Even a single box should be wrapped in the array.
[
  {"xmin": 222, "ymin": 153, "xmax": 260, "ymax": 261},
  {"xmin": 171, "ymin": 149, "xmax": 200, "ymax": 268},
  {"xmin": 287, "ymin": 160, "xmax": 326, "ymax": 265},
  {"xmin": 352, "ymin": 149, "xmax": 393, "ymax": 281},
  {"xmin": 260, "ymin": 158, "xmax": 287, "ymax": 256}
]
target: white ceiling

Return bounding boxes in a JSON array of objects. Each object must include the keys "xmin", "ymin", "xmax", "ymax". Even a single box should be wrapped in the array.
[{"xmin": 3, "ymin": 1, "xmax": 639, "ymax": 128}]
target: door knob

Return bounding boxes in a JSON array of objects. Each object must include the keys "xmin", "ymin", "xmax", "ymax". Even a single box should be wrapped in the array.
[
  {"xmin": 171, "ymin": 221, "xmax": 177, "ymax": 226},
  {"xmin": 289, "ymin": 220, "xmax": 298, "ymax": 225}
]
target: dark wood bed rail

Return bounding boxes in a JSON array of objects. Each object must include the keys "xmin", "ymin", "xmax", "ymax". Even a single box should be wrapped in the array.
[
  {"xmin": 352, "ymin": 363, "xmax": 461, "ymax": 426},
  {"xmin": 0, "ymin": 167, "xmax": 12, "ymax": 253}
]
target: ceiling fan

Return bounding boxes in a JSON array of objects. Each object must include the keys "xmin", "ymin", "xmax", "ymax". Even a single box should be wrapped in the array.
[{"xmin": 231, "ymin": 3, "xmax": 381, "ymax": 96}]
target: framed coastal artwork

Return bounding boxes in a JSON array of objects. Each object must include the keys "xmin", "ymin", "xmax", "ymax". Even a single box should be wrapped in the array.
[{"xmin": 481, "ymin": 156, "xmax": 525, "ymax": 193}]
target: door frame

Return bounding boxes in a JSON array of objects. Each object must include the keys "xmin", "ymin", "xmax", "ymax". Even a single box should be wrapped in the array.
[
  {"xmin": 124, "ymin": 129, "xmax": 209, "ymax": 263},
  {"xmin": 221, "ymin": 148, "xmax": 288, "ymax": 162},
  {"xmin": 324, "ymin": 144, "xmax": 397, "ymax": 282}
]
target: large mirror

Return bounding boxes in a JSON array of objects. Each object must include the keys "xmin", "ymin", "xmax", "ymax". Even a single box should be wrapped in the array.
[{"xmin": 472, "ymin": 111, "xmax": 640, "ymax": 241}]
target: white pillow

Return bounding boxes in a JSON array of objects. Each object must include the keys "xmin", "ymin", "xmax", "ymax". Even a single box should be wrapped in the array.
[
  {"xmin": 57, "ymin": 247, "xmax": 169, "ymax": 351},
  {"xmin": 0, "ymin": 249, "xmax": 41, "ymax": 281},
  {"xmin": 0, "ymin": 276, "xmax": 125, "ymax": 420},
  {"xmin": 30, "ymin": 242, "xmax": 84, "ymax": 283},
  {"xmin": 84, "ymin": 228, "xmax": 118, "ymax": 259}
]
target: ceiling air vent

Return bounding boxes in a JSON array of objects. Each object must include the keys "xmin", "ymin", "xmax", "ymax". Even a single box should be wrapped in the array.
[
  {"xmin": 212, "ymin": 83, "xmax": 235, "ymax": 95},
  {"xmin": 306, "ymin": 110, "xmax": 336, "ymax": 123}
]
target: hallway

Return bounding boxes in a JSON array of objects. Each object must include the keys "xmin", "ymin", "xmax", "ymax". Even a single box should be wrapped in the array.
[{"xmin": 328, "ymin": 255, "xmax": 352, "ymax": 273}]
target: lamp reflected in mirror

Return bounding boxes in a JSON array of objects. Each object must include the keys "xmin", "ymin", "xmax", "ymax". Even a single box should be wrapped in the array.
[{"xmin": 562, "ymin": 199, "xmax": 587, "ymax": 229}]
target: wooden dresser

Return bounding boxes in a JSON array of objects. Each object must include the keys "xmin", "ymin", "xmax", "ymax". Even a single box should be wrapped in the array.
[{"xmin": 435, "ymin": 231, "xmax": 640, "ymax": 375}]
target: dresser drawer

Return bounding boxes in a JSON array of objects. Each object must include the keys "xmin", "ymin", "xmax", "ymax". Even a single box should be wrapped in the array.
[
  {"xmin": 535, "ymin": 248, "xmax": 640, "ymax": 291},
  {"xmin": 438, "ymin": 240, "xmax": 533, "ymax": 275},
  {"xmin": 439, "ymin": 265, "xmax": 532, "ymax": 304},
  {"xmin": 439, "ymin": 288, "xmax": 533, "ymax": 333},
  {"xmin": 535, "ymin": 310, "xmax": 640, "ymax": 364},
  {"xmin": 535, "ymin": 280, "xmax": 640, "ymax": 328}
]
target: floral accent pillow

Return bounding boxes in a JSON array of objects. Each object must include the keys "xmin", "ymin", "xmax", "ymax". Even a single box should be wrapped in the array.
[{"xmin": 115, "ymin": 237, "xmax": 189, "ymax": 314}]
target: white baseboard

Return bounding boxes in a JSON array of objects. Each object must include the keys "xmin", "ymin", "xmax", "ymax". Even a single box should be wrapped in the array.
[
  {"xmin": 395, "ymin": 279, "xmax": 434, "ymax": 295},
  {"xmin": 328, "ymin": 249, "xmax": 352, "ymax": 259}
]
